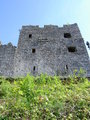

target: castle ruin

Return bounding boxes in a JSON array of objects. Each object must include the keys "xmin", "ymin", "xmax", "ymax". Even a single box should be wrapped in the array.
[{"xmin": 0, "ymin": 23, "xmax": 90, "ymax": 77}]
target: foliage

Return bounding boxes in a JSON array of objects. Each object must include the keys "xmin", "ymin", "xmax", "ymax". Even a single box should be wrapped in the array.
[{"xmin": 0, "ymin": 71, "xmax": 90, "ymax": 120}]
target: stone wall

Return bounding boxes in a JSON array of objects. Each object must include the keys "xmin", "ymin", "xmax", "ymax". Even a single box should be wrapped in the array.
[
  {"xmin": 0, "ymin": 23, "xmax": 90, "ymax": 77},
  {"xmin": 14, "ymin": 23, "xmax": 90, "ymax": 77},
  {"xmin": 0, "ymin": 43, "xmax": 16, "ymax": 77}
]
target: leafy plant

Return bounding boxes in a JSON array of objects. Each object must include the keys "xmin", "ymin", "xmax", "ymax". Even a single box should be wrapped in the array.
[{"xmin": 0, "ymin": 71, "xmax": 90, "ymax": 119}]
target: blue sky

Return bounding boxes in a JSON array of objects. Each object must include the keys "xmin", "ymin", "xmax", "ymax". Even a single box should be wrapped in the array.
[{"xmin": 0, "ymin": 0, "xmax": 90, "ymax": 56}]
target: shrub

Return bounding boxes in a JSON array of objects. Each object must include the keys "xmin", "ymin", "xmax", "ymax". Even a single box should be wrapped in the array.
[{"xmin": 0, "ymin": 73, "xmax": 90, "ymax": 119}]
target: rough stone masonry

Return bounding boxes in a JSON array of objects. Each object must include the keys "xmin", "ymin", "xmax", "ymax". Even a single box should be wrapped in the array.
[{"xmin": 0, "ymin": 23, "xmax": 90, "ymax": 77}]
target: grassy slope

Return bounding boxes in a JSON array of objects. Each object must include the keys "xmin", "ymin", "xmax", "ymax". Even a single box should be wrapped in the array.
[{"xmin": 0, "ymin": 73, "xmax": 90, "ymax": 120}]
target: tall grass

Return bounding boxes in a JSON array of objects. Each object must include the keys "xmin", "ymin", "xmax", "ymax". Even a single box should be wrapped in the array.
[{"xmin": 0, "ymin": 71, "xmax": 90, "ymax": 120}]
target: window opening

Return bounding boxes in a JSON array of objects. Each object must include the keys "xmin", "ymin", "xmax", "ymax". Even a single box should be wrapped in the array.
[
  {"xmin": 29, "ymin": 34, "xmax": 32, "ymax": 38},
  {"xmin": 68, "ymin": 47, "xmax": 76, "ymax": 52},
  {"xmin": 64, "ymin": 33, "xmax": 71, "ymax": 38},
  {"xmin": 33, "ymin": 66, "xmax": 35, "ymax": 71},
  {"xmin": 65, "ymin": 65, "xmax": 68, "ymax": 70},
  {"xmin": 32, "ymin": 48, "xmax": 36, "ymax": 53}
]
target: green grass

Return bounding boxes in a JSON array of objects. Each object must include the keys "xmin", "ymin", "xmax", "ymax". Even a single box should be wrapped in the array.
[{"xmin": 0, "ymin": 72, "xmax": 90, "ymax": 120}]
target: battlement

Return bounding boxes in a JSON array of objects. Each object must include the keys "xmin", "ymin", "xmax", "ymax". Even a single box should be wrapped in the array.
[
  {"xmin": 0, "ymin": 23, "xmax": 90, "ymax": 77},
  {"xmin": 0, "ymin": 42, "xmax": 16, "ymax": 47},
  {"xmin": 21, "ymin": 23, "xmax": 78, "ymax": 29}
]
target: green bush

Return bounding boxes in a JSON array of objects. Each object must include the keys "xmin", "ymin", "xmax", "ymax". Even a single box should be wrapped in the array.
[{"xmin": 0, "ymin": 72, "xmax": 90, "ymax": 120}]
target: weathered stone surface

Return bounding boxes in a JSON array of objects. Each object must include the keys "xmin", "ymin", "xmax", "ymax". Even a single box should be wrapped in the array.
[
  {"xmin": 0, "ymin": 44, "xmax": 16, "ymax": 76},
  {"xmin": 0, "ymin": 23, "xmax": 90, "ymax": 77}
]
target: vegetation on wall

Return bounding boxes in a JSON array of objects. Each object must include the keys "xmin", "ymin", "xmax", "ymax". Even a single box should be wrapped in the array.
[{"xmin": 0, "ymin": 69, "xmax": 90, "ymax": 120}]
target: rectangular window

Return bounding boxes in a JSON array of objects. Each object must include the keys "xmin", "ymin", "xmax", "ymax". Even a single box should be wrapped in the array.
[
  {"xmin": 65, "ymin": 65, "xmax": 68, "ymax": 70},
  {"xmin": 29, "ymin": 34, "xmax": 32, "ymax": 38},
  {"xmin": 68, "ymin": 46, "xmax": 77, "ymax": 52},
  {"xmin": 32, "ymin": 48, "xmax": 36, "ymax": 53},
  {"xmin": 33, "ymin": 66, "xmax": 35, "ymax": 71},
  {"xmin": 64, "ymin": 33, "xmax": 71, "ymax": 38}
]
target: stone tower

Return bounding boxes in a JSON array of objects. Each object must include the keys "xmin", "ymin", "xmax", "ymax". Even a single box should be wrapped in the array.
[{"xmin": 0, "ymin": 23, "xmax": 90, "ymax": 77}]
